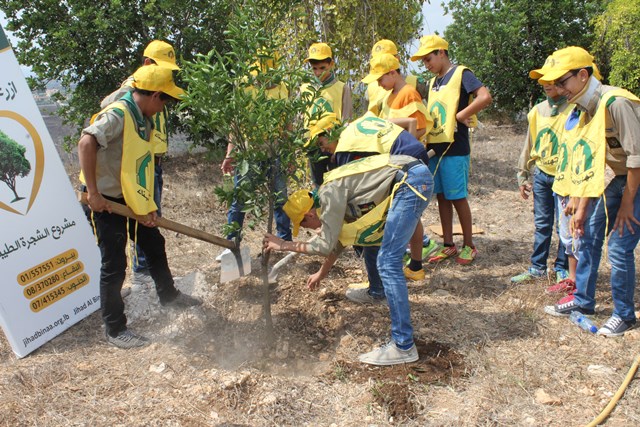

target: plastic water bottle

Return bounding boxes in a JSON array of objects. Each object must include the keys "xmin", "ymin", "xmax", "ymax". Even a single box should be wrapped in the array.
[{"xmin": 569, "ymin": 311, "xmax": 598, "ymax": 333}]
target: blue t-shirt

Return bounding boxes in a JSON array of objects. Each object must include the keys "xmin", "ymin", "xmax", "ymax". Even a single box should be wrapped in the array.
[
  {"xmin": 334, "ymin": 130, "xmax": 429, "ymax": 167},
  {"xmin": 425, "ymin": 67, "xmax": 483, "ymax": 157}
]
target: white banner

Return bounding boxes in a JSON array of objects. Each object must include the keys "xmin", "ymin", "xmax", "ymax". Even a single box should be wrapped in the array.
[{"xmin": 0, "ymin": 26, "xmax": 101, "ymax": 358}]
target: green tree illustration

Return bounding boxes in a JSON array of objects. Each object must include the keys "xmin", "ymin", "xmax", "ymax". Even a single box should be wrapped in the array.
[{"xmin": 0, "ymin": 129, "xmax": 31, "ymax": 202}]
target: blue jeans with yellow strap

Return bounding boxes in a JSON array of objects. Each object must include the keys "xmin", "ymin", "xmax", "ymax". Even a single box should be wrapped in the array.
[{"xmin": 376, "ymin": 163, "xmax": 433, "ymax": 348}]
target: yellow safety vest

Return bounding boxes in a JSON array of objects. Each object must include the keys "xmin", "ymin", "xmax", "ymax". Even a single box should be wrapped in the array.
[
  {"xmin": 122, "ymin": 80, "xmax": 168, "ymax": 155},
  {"xmin": 324, "ymin": 154, "xmax": 426, "ymax": 246},
  {"xmin": 426, "ymin": 66, "xmax": 477, "ymax": 144},
  {"xmin": 528, "ymin": 101, "xmax": 572, "ymax": 175},
  {"xmin": 301, "ymin": 80, "xmax": 344, "ymax": 123},
  {"xmin": 554, "ymin": 89, "xmax": 640, "ymax": 197},
  {"xmin": 80, "ymin": 101, "xmax": 157, "ymax": 215},
  {"xmin": 334, "ymin": 113, "xmax": 404, "ymax": 155}
]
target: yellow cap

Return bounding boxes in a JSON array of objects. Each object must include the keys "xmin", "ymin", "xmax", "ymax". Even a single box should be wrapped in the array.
[
  {"xmin": 371, "ymin": 39, "xmax": 398, "ymax": 57},
  {"xmin": 304, "ymin": 43, "xmax": 333, "ymax": 62},
  {"xmin": 306, "ymin": 113, "xmax": 341, "ymax": 147},
  {"xmin": 361, "ymin": 53, "xmax": 400, "ymax": 84},
  {"xmin": 532, "ymin": 46, "xmax": 602, "ymax": 83},
  {"xmin": 410, "ymin": 35, "xmax": 449, "ymax": 61},
  {"xmin": 283, "ymin": 190, "xmax": 314, "ymax": 237},
  {"xmin": 132, "ymin": 65, "xmax": 185, "ymax": 100},
  {"xmin": 250, "ymin": 51, "xmax": 280, "ymax": 76},
  {"xmin": 143, "ymin": 40, "xmax": 180, "ymax": 70}
]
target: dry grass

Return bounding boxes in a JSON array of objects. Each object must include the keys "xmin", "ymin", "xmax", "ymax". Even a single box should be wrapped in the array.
[{"xmin": 2, "ymin": 124, "xmax": 640, "ymax": 426}]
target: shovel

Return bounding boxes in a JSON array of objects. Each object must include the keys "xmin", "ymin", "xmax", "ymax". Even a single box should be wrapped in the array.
[{"xmin": 77, "ymin": 192, "xmax": 251, "ymax": 283}]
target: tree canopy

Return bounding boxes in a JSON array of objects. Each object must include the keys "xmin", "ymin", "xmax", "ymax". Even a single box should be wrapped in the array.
[
  {"xmin": 0, "ymin": 129, "xmax": 31, "ymax": 202},
  {"xmin": 592, "ymin": 0, "xmax": 640, "ymax": 96},
  {"xmin": 441, "ymin": 0, "xmax": 602, "ymax": 117},
  {"xmin": 0, "ymin": 0, "xmax": 230, "ymax": 141}
]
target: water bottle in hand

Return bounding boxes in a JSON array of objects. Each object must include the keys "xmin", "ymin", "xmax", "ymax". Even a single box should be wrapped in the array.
[{"xmin": 569, "ymin": 311, "xmax": 597, "ymax": 333}]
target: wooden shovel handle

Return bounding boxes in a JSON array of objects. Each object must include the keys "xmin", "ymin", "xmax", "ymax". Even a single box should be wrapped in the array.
[{"xmin": 77, "ymin": 192, "xmax": 235, "ymax": 250}]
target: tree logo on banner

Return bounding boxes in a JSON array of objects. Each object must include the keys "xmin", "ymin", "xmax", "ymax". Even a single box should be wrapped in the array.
[{"xmin": 0, "ymin": 111, "xmax": 44, "ymax": 215}]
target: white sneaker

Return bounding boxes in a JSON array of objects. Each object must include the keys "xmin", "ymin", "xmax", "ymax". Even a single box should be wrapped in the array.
[
  {"xmin": 358, "ymin": 342, "xmax": 419, "ymax": 366},
  {"xmin": 345, "ymin": 287, "xmax": 386, "ymax": 305},
  {"xmin": 215, "ymin": 248, "xmax": 232, "ymax": 262}
]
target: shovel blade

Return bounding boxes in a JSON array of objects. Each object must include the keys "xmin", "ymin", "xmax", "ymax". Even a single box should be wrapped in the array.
[{"xmin": 220, "ymin": 246, "xmax": 251, "ymax": 283}]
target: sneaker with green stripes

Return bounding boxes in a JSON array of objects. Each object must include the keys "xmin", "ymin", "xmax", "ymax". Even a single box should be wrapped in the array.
[
  {"xmin": 404, "ymin": 240, "xmax": 441, "ymax": 264},
  {"xmin": 421, "ymin": 240, "xmax": 440, "ymax": 260},
  {"xmin": 455, "ymin": 245, "xmax": 477, "ymax": 265},
  {"xmin": 510, "ymin": 267, "xmax": 546, "ymax": 284},
  {"xmin": 428, "ymin": 245, "xmax": 458, "ymax": 263}
]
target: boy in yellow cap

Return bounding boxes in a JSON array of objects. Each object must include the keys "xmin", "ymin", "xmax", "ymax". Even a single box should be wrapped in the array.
[
  {"xmin": 511, "ymin": 59, "xmax": 571, "ymax": 286},
  {"xmin": 367, "ymin": 39, "xmax": 429, "ymax": 115},
  {"xmin": 79, "ymin": 65, "xmax": 201, "ymax": 349},
  {"xmin": 101, "ymin": 40, "xmax": 181, "ymax": 284},
  {"xmin": 537, "ymin": 47, "xmax": 640, "ymax": 337},
  {"xmin": 301, "ymin": 42, "xmax": 352, "ymax": 187},
  {"xmin": 411, "ymin": 34, "xmax": 492, "ymax": 265},
  {"xmin": 264, "ymin": 143, "xmax": 433, "ymax": 365}
]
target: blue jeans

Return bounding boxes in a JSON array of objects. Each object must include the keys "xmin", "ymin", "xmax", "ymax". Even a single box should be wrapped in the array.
[
  {"xmin": 133, "ymin": 163, "xmax": 163, "ymax": 272},
  {"xmin": 375, "ymin": 163, "xmax": 433, "ymax": 348},
  {"xmin": 530, "ymin": 169, "xmax": 568, "ymax": 272},
  {"xmin": 574, "ymin": 176, "xmax": 640, "ymax": 321},
  {"xmin": 227, "ymin": 160, "xmax": 292, "ymax": 241}
]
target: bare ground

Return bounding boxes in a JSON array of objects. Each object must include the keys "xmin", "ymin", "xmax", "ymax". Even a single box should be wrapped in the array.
[{"xmin": 2, "ymin": 124, "xmax": 640, "ymax": 426}]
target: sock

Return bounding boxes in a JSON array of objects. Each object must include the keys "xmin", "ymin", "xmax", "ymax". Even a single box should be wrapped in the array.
[{"xmin": 408, "ymin": 259, "xmax": 422, "ymax": 271}]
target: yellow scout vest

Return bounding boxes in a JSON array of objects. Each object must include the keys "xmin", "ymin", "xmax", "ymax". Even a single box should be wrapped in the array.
[
  {"xmin": 301, "ymin": 80, "xmax": 344, "ymax": 122},
  {"xmin": 123, "ymin": 79, "xmax": 168, "ymax": 155},
  {"xmin": 552, "ymin": 109, "xmax": 587, "ymax": 197},
  {"xmin": 528, "ymin": 101, "xmax": 572, "ymax": 175},
  {"xmin": 427, "ymin": 66, "xmax": 477, "ymax": 144},
  {"xmin": 554, "ymin": 89, "xmax": 640, "ymax": 198},
  {"xmin": 334, "ymin": 113, "xmax": 404, "ymax": 155},
  {"xmin": 368, "ymin": 75, "xmax": 419, "ymax": 116},
  {"xmin": 324, "ymin": 154, "xmax": 427, "ymax": 246},
  {"xmin": 80, "ymin": 101, "xmax": 157, "ymax": 215}
]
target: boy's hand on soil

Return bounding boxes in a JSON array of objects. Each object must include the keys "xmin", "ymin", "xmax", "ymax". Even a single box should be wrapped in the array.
[{"xmin": 306, "ymin": 271, "xmax": 323, "ymax": 290}]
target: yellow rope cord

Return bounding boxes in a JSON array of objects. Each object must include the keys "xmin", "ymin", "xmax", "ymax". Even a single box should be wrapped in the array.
[{"xmin": 585, "ymin": 356, "xmax": 640, "ymax": 427}]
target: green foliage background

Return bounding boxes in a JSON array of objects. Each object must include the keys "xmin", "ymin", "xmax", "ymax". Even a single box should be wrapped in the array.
[
  {"xmin": 592, "ymin": 0, "xmax": 640, "ymax": 96},
  {"xmin": 442, "ymin": 0, "xmax": 603, "ymax": 118}
]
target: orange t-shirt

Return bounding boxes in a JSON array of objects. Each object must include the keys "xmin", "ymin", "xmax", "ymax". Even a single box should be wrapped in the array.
[{"xmin": 386, "ymin": 84, "xmax": 428, "ymax": 130}]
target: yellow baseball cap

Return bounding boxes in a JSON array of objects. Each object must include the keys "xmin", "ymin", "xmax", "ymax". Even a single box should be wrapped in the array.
[
  {"xmin": 143, "ymin": 40, "xmax": 180, "ymax": 70},
  {"xmin": 132, "ymin": 65, "xmax": 185, "ymax": 100},
  {"xmin": 371, "ymin": 39, "xmax": 398, "ymax": 57},
  {"xmin": 306, "ymin": 113, "xmax": 341, "ymax": 147},
  {"xmin": 361, "ymin": 53, "xmax": 400, "ymax": 84},
  {"xmin": 410, "ymin": 35, "xmax": 449, "ymax": 61},
  {"xmin": 533, "ymin": 46, "xmax": 602, "ymax": 83},
  {"xmin": 304, "ymin": 43, "xmax": 333, "ymax": 62},
  {"xmin": 283, "ymin": 190, "xmax": 315, "ymax": 237}
]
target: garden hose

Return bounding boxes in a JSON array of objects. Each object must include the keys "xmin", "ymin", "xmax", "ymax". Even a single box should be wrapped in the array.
[{"xmin": 585, "ymin": 355, "xmax": 640, "ymax": 427}]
